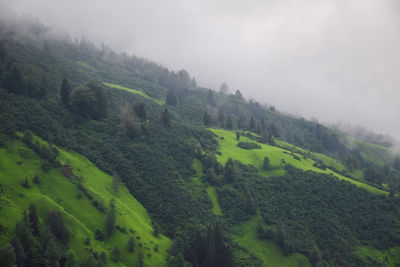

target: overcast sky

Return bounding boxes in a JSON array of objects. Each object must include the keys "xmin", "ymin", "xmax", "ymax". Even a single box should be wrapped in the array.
[{"xmin": 3, "ymin": 0, "xmax": 400, "ymax": 139}]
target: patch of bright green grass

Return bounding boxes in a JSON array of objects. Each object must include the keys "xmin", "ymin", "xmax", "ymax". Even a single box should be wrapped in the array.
[
  {"xmin": 206, "ymin": 186, "xmax": 222, "ymax": 216},
  {"xmin": 356, "ymin": 246, "xmax": 400, "ymax": 267},
  {"xmin": 104, "ymin": 82, "xmax": 164, "ymax": 105},
  {"xmin": 0, "ymin": 134, "xmax": 171, "ymax": 266},
  {"xmin": 209, "ymin": 128, "xmax": 387, "ymax": 195},
  {"xmin": 76, "ymin": 60, "xmax": 91, "ymax": 68},
  {"xmin": 233, "ymin": 216, "xmax": 311, "ymax": 267}
]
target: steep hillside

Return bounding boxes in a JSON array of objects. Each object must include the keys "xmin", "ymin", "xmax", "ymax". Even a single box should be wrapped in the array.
[
  {"xmin": 210, "ymin": 128, "xmax": 386, "ymax": 195},
  {"xmin": 1, "ymin": 12, "xmax": 400, "ymax": 267},
  {"xmin": 0, "ymin": 133, "xmax": 171, "ymax": 266}
]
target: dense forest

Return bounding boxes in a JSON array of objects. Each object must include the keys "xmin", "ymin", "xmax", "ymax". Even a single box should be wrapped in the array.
[{"xmin": 1, "ymin": 10, "xmax": 400, "ymax": 267}]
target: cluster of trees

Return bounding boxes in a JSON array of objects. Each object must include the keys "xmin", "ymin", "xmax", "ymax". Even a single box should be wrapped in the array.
[
  {"xmin": 169, "ymin": 224, "xmax": 233, "ymax": 267},
  {"xmin": 0, "ymin": 205, "xmax": 72, "ymax": 267},
  {"xmin": 228, "ymin": 163, "xmax": 400, "ymax": 266},
  {"xmin": 60, "ymin": 79, "xmax": 109, "ymax": 120}
]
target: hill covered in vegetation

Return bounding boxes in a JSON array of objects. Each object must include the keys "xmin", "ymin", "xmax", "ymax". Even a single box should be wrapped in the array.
[{"xmin": 1, "ymin": 11, "xmax": 400, "ymax": 267}]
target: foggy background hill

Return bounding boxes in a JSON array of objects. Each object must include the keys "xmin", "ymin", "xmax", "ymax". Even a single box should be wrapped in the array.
[{"xmin": 2, "ymin": 0, "xmax": 400, "ymax": 141}]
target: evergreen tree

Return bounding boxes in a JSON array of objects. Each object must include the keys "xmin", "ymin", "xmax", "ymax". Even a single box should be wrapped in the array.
[
  {"xmin": 153, "ymin": 222, "xmax": 161, "ymax": 237},
  {"xmin": 118, "ymin": 105, "xmax": 141, "ymax": 139},
  {"xmin": 33, "ymin": 174, "xmax": 40, "ymax": 184},
  {"xmin": 234, "ymin": 90, "xmax": 244, "ymax": 100},
  {"xmin": 127, "ymin": 236, "xmax": 135, "ymax": 252},
  {"xmin": 60, "ymin": 78, "xmax": 72, "ymax": 106},
  {"xmin": 2, "ymin": 66, "xmax": 27, "ymax": 95},
  {"xmin": 309, "ymin": 245, "xmax": 322, "ymax": 266},
  {"xmin": 47, "ymin": 211, "xmax": 69, "ymax": 244},
  {"xmin": 166, "ymin": 89, "xmax": 178, "ymax": 106},
  {"xmin": 263, "ymin": 156, "xmax": 270, "ymax": 170},
  {"xmin": 105, "ymin": 199, "xmax": 116, "ymax": 237},
  {"xmin": 219, "ymin": 83, "xmax": 229, "ymax": 95},
  {"xmin": 138, "ymin": 249, "xmax": 144, "ymax": 267},
  {"xmin": 203, "ymin": 112, "xmax": 212, "ymax": 126},
  {"xmin": 134, "ymin": 102, "xmax": 147, "ymax": 120},
  {"xmin": 394, "ymin": 155, "xmax": 400, "ymax": 171},
  {"xmin": 0, "ymin": 244, "xmax": 16, "ymax": 267},
  {"xmin": 226, "ymin": 115, "xmax": 233, "ymax": 130},
  {"xmin": 112, "ymin": 174, "xmax": 121, "ymax": 194},
  {"xmin": 65, "ymin": 250, "xmax": 79, "ymax": 267},
  {"xmin": 99, "ymin": 252, "xmax": 107, "ymax": 265},
  {"xmin": 84, "ymin": 254, "xmax": 96, "ymax": 267},
  {"xmin": 224, "ymin": 158, "xmax": 236, "ymax": 183},
  {"xmin": 0, "ymin": 41, "xmax": 7, "ymax": 61},
  {"xmin": 28, "ymin": 204, "xmax": 40, "ymax": 236},
  {"xmin": 217, "ymin": 109, "xmax": 225, "ymax": 127},
  {"xmin": 207, "ymin": 90, "xmax": 216, "ymax": 107},
  {"xmin": 43, "ymin": 237, "xmax": 61, "ymax": 267},
  {"xmin": 161, "ymin": 107, "xmax": 171, "ymax": 128},
  {"xmin": 10, "ymin": 238, "xmax": 25, "ymax": 267},
  {"xmin": 269, "ymin": 123, "xmax": 280, "ymax": 138},
  {"xmin": 111, "ymin": 246, "xmax": 121, "ymax": 262},
  {"xmin": 249, "ymin": 116, "xmax": 255, "ymax": 130}
]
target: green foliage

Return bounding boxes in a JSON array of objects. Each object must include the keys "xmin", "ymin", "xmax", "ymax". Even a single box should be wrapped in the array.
[
  {"xmin": 60, "ymin": 78, "xmax": 72, "ymax": 106},
  {"xmin": 203, "ymin": 111, "xmax": 212, "ymax": 126},
  {"xmin": 0, "ymin": 244, "xmax": 16, "ymax": 267},
  {"xmin": 153, "ymin": 222, "xmax": 161, "ymax": 237},
  {"xmin": 127, "ymin": 236, "xmax": 135, "ymax": 252},
  {"xmin": 46, "ymin": 210, "xmax": 70, "ymax": 245},
  {"xmin": 166, "ymin": 88, "xmax": 177, "ymax": 106},
  {"xmin": 70, "ymin": 83, "xmax": 109, "ymax": 120},
  {"xmin": 111, "ymin": 245, "xmax": 121, "ymax": 262},
  {"xmin": 263, "ymin": 156, "xmax": 270, "ymax": 170},
  {"xmin": 161, "ymin": 107, "xmax": 171, "ymax": 128},
  {"xmin": 224, "ymin": 158, "xmax": 236, "ymax": 183},
  {"xmin": 237, "ymin": 141, "xmax": 261, "ymax": 150},
  {"xmin": 2, "ymin": 66, "xmax": 27, "ymax": 95},
  {"xmin": 105, "ymin": 199, "xmax": 116, "ymax": 237}
]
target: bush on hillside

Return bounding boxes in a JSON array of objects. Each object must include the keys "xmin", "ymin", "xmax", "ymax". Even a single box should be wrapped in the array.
[{"xmin": 237, "ymin": 142, "xmax": 261, "ymax": 150}]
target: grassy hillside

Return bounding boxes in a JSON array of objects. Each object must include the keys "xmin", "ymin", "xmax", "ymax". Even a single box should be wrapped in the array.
[
  {"xmin": 233, "ymin": 216, "xmax": 311, "ymax": 267},
  {"xmin": 210, "ymin": 128, "xmax": 386, "ymax": 195},
  {"xmin": 0, "ymin": 133, "xmax": 171, "ymax": 266},
  {"xmin": 104, "ymin": 82, "xmax": 165, "ymax": 105}
]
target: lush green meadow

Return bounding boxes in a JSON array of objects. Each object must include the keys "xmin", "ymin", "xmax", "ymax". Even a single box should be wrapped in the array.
[
  {"xmin": 206, "ymin": 186, "xmax": 222, "ymax": 216},
  {"xmin": 233, "ymin": 217, "xmax": 311, "ymax": 267},
  {"xmin": 104, "ymin": 82, "xmax": 164, "ymax": 105},
  {"xmin": 0, "ymin": 134, "xmax": 171, "ymax": 266},
  {"xmin": 209, "ymin": 128, "xmax": 386, "ymax": 195}
]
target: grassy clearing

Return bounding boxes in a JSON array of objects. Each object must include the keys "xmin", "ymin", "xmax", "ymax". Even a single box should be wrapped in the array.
[
  {"xmin": 191, "ymin": 159, "xmax": 222, "ymax": 216},
  {"xmin": 206, "ymin": 186, "xmax": 222, "ymax": 216},
  {"xmin": 233, "ymin": 216, "xmax": 311, "ymax": 267},
  {"xmin": 209, "ymin": 128, "xmax": 387, "ymax": 195},
  {"xmin": 0, "ymin": 134, "xmax": 171, "ymax": 266},
  {"xmin": 104, "ymin": 82, "xmax": 164, "ymax": 105},
  {"xmin": 355, "ymin": 246, "xmax": 400, "ymax": 267}
]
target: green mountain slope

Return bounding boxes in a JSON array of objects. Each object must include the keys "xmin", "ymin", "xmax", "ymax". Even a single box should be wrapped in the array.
[
  {"xmin": 0, "ymin": 133, "xmax": 171, "ymax": 266},
  {"xmin": 210, "ymin": 128, "xmax": 386, "ymax": 195}
]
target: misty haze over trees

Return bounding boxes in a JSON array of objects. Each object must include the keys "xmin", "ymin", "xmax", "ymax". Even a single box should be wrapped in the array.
[{"xmin": 1, "ymin": 2, "xmax": 400, "ymax": 267}]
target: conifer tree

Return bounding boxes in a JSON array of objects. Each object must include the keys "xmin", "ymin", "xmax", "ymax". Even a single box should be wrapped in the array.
[
  {"xmin": 28, "ymin": 204, "xmax": 40, "ymax": 236},
  {"xmin": 105, "ymin": 199, "xmax": 116, "ymax": 237},
  {"xmin": 226, "ymin": 115, "xmax": 233, "ymax": 130},
  {"xmin": 166, "ymin": 89, "xmax": 177, "ymax": 106},
  {"xmin": 161, "ymin": 107, "xmax": 171, "ymax": 128},
  {"xmin": 207, "ymin": 90, "xmax": 216, "ymax": 107},
  {"xmin": 60, "ymin": 78, "xmax": 71, "ymax": 106}
]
